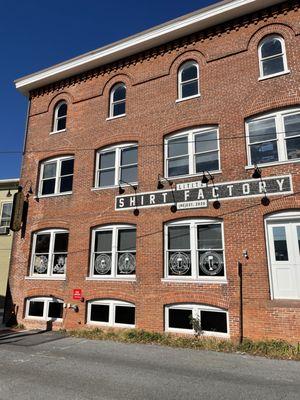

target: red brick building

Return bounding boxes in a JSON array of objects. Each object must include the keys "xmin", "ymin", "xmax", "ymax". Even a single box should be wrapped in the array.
[{"xmin": 7, "ymin": 0, "xmax": 300, "ymax": 342}]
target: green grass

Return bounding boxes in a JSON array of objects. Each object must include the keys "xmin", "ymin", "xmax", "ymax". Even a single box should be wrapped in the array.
[{"xmin": 63, "ymin": 328, "xmax": 300, "ymax": 361}]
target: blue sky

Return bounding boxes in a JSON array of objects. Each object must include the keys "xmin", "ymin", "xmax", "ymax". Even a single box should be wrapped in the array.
[{"xmin": 0, "ymin": 0, "xmax": 218, "ymax": 179}]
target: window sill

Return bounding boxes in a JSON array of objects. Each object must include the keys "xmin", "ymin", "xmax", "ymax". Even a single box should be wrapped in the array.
[
  {"xmin": 267, "ymin": 299, "xmax": 300, "ymax": 308},
  {"xmin": 87, "ymin": 322, "xmax": 135, "ymax": 329},
  {"xmin": 92, "ymin": 183, "xmax": 138, "ymax": 191},
  {"xmin": 25, "ymin": 317, "xmax": 63, "ymax": 322},
  {"xmin": 176, "ymin": 94, "xmax": 201, "ymax": 103},
  {"xmin": 258, "ymin": 70, "xmax": 290, "ymax": 81},
  {"xmin": 49, "ymin": 129, "xmax": 67, "ymax": 135},
  {"xmin": 161, "ymin": 278, "xmax": 227, "ymax": 284},
  {"xmin": 167, "ymin": 170, "xmax": 222, "ymax": 182},
  {"xmin": 25, "ymin": 276, "xmax": 66, "ymax": 281},
  {"xmin": 34, "ymin": 192, "xmax": 72, "ymax": 200},
  {"xmin": 245, "ymin": 158, "xmax": 300, "ymax": 170},
  {"xmin": 86, "ymin": 277, "xmax": 136, "ymax": 282},
  {"xmin": 165, "ymin": 328, "xmax": 229, "ymax": 338},
  {"xmin": 106, "ymin": 114, "xmax": 126, "ymax": 121}
]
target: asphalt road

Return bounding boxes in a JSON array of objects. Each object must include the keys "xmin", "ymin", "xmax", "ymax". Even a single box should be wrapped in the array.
[{"xmin": 0, "ymin": 330, "xmax": 299, "ymax": 400}]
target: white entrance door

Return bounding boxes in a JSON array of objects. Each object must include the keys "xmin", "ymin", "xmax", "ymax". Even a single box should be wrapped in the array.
[{"xmin": 267, "ymin": 219, "xmax": 300, "ymax": 299}]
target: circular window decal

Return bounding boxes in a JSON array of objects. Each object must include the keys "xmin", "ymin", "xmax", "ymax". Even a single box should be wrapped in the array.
[
  {"xmin": 199, "ymin": 251, "xmax": 223, "ymax": 276},
  {"xmin": 169, "ymin": 252, "xmax": 190, "ymax": 275},
  {"xmin": 95, "ymin": 254, "xmax": 111, "ymax": 274},
  {"xmin": 34, "ymin": 255, "xmax": 48, "ymax": 274},
  {"xmin": 118, "ymin": 253, "xmax": 136, "ymax": 274}
]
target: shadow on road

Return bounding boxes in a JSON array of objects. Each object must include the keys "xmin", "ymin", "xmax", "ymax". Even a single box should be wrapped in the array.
[{"xmin": 0, "ymin": 329, "xmax": 67, "ymax": 347}]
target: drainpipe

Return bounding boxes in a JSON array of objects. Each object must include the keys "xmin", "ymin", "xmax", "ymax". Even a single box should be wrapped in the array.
[{"xmin": 238, "ymin": 261, "xmax": 243, "ymax": 344}]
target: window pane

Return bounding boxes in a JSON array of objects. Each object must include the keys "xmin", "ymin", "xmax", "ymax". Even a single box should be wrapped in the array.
[
  {"xmin": 168, "ymin": 136, "xmax": 188, "ymax": 158},
  {"xmin": 286, "ymin": 137, "xmax": 300, "ymax": 160},
  {"xmin": 61, "ymin": 159, "xmax": 74, "ymax": 176},
  {"xmin": 57, "ymin": 103, "xmax": 67, "ymax": 117},
  {"xmin": 54, "ymin": 233, "xmax": 69, "ymax": 252},
  {"xmin": 113, "ymin": 102, "xmax": 125, "ymax": 117},
  {"xmin": 43, "ymin": 162, "xmax": 56, "ymax": 179},
  {"xmin": 182, "ymin": 81, "xmax": 198, "ymax": 98},
  {"xmin": 57, "ymin": 117, "xmax": 66, "ymax": 131},
  {"xmin": 198, "ymin": 224, "xmax": 222, "ymax": 249},
  {"xmin": 1, "ymin": 203, "xmax": 12, "ymax": 220},
  {"xmin": 201, "ymin": 311, "xmax": 227, "ymax": 333},
  {"xmin": 118, "ymin": 229, "xmax": 136, "ymax": 251},
  {"xmin": 95, "ymin": 231, "xmax": 112, "ymax": 252},
  {"xmin": 195, "ymin": 131, "xmax": 217, "ymax": 153},
  {"xmin": 168, "ymin": 226, "xmax": 190, "ymax": 250},
  {"xmin": 168, "ymin": 157, "xmax": 189, "ymax": 177},
  {"xmin": 60, "ymin": 175, "xmax": 73, "ymax": 193},
  {"xmin": 113, "ymin": 85, "xmax": 126, "ymax": 101},
  {"xmin": 273, "ymin": 226, "xmax": 288, "ymax": 261},
  {"xmin": 99, "ymin": 169, "xmax": 115, "ymax": 187},
  {"xmin": 261, "ymin": 38, "xmax": 282, "ymax": 58},
  {"xmin": 42, "ymin": 179, "xmax": 56, "ymax": 195},
  {"xmin": 198, "ymin": 251, "xmax": 224, "ymax": 277},
  {"xmin": 33, "ymin": 255, "xmax": 49, "ymax": 274},
  {"xmin": 115, "ymin": 306, "xmax": 135, "ymax": 325},
  {"xmin": 121, "ymin": 147, "xmax": 137, "ymax": 166},
  {"xmin": 52, "ymin": 254, "xmax": 67, "ymax": 274},
  {"xmin": 284, "ymin": 114, "xmax": 300, "ymax": 137},
  {"xmin": 100, "ymin": 151, "xmax": 115, "ymax": 169},
  {"xmin": 48, "ymin": 302, "xmax": 63, "ymax": 319},
  {"xmin": 181, "ymin": 64, "xmax": 198, "ymax": 81},
  {"xmin": 196, "ymin": 151, "xmax": 219, "ymax": 172},
  {"xmin": 262, "ymin": 57, "xmax": 284, "ymax": 76},
  {"xmin": 35, "ymin": 234, "xmax": 50, "ymax": 253},
  {"xmin": 169, "ymin": 308, "xmax": 192, "ymax": 330},
  {"xmin": 121, "ymin": 165, "xmax": 138, "ymax": 183},
  {"xmin": 250, "ymin": 141, "xmax": 278, "ymax": 164},
  {"xmin": 90, "ymin": 304, "xmax": 109, "ymax": 322},
  {"xmin": 94, "ymin": 253, "xmax": 112, "ymax": 275},
  {"xmin": 117, "ymin": 253, "xmax": 136, "ymax": 275},
  {"xmin": 168, "ymin": 251, "xmax": 191, "ymax": 276},
  {"xmin": 248, "ymin": 118, "xmax": 276, "ymax": 144},
  {"xmin": 28, "ymin": 301, "xmax": 44, "ymax": 317}
]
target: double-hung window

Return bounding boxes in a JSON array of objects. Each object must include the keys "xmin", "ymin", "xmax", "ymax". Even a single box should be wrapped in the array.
[
  {"xmin": 52, "ymin": 101, "xmax": 67, "ymax": 132},
  {"xmin": 165, "ymin": 127, "xmax": 220, "ymax": 178},
  {"xmin": 87, "ymin": 299, "xmax": 135, "ymax": 327},
  {"xmin": 95, "ymin": 144, "xmax": 138, "ymax": 188},
  {"xmin": 90, "ymin": 225, "xmax": 136, "ymax": 279},
  {"xmin": 178, "ymin": 61, "xmax": 200, "ymax": 100},
  {"xmin": 30, "ymin": 229, "xmax": 68, "ymax": 278},
  {"xmin": 165, "ymin": 219, "xmax": 225, "ymax": 281},
  {"xmin": 39, "ymin": 156, "xmax": 74, "ymax": 196},
  {"xmin": 258, "ymin": 35, "xmax": 288, "ymax": 79},
  {"xmin": 109, "ymin": 83, "xmax": 126, "ymax": 118},
  {"xmin": 0, "ymin": 202, "xmax": 12, "ymax": 227},
  {"xmin": 26, "ymin": 297, "xmax": 63, "ymax": 321},
  {"xmin": 246, "ymin": 108, "xmax": 300, "ymax": 166}
]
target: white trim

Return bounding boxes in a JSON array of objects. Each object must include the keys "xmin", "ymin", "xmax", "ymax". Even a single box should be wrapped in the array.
[
  {"xmin": 258, "ymin": 35, "xmax": 289, "ymax": 80},
  {"xmin": 25, "ymin": 276, "xmax": 66, "ymax": 281},
  {"xmin": 87, "ymin": 299, "xmax": 135, "ymax": 328},
  {"xmin": 50, "ymin": 129, "xmax": 67, "ymax": 135},
  {"xmin": 52, "ymin": 101, "xmax": 67, "ymax": 133},
  {"xmin": 258, "ymin": 70, "xmax": 290, "ymax": 81},
  {"xmin": 109, "ymin": 83, "xmax": 126, "ymax": 118},
  {"xmin": 178, "ymin": 60, "xmax": 200, "ymax": 100},
  {"xmin": 161, "ymin": 278, "xmax": 227, "ymax": 284},
  {"xmin": 175, "ymin": 94, "xmax": 201, "ymax": 103},
  {"xmin": 106, "ymin": 114, "xmax": 126, "ymax": 121},
  {"xmin": 0, "ymin": 201, "xmax": 13, "ymax": 228},
  {"xmin": 25, "ymin": 296, "xmax": 63, "ymax": 321}
]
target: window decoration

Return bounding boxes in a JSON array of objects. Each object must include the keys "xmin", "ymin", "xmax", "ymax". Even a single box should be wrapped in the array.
[
  {"xmin": 109, "ymin": 83, "xmax": 126, "ymax": 118},
  {"xmin": 165, "ymin": 219, "xmax": 225, "ymax": 281},
  {"xmin": 165, "ymin": 304, "xmax": 228, "ymax": 336},
  {"xmin": 87, "ymin": 299, "xmax": 135, "ymax": 327},
  {"xmin": 90, "ymin": 225, "xmax": 136, "ymax": 278},
  {"xmin": 95, "ymin": 144, "xmax": 138, "ymax": 188},
  {"xmin": 26, "ymin": 297, "xmax": 63, "ymax": 320},
  {"xmin": 259, "ymin": 35, "xmax": 288, "ymax": 79},
  {"xmin": 0, "ymin": 202, "xmax": 12, "ymax": 227},
  {"xmin": 52, "ymin": 101, "xmax": 67, "ymax": 132},
  {"xmin": 39, "ymin": 156, "xmax": 74, "ymax": 196},
  {"xmin": 178, "ymin": 61, "xmax": 199, "ymax": 100},
  {"xmin": 30, "ymin": 229, "xmax": 68, "ymax": 277},
  {"xmin": 246, "ymin": 108, "xmax": 300, "ymax": 166},
  {"xmin": 165, "ymin": 127, "xmax": 220, "ymax": 178}
]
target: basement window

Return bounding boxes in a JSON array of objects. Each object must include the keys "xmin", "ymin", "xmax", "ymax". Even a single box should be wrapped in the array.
[
  {"xmin": 87, "ymin": 300, "xmax": 135, "ymax": 327},
  {"xmin": 26, "ymin": 297, "xmax": 63, "ymax": 321}
]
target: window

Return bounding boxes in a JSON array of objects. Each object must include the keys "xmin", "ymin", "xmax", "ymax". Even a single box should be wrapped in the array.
[
  {"xmin": 246, "ymin": 108, "xmax": 300, "ymax": 166},
  {"xmin": 165, "ymin": 304, "xmax": 228, "ymax": 336},
  {"xmin": 87, "ymin": 300, "xmax": 135, "ymax": 327},
  {"xmin": 109, "ymin": 83, "xmax": 126, "ymax": 118},
  {"xmin": 95, "ymin": 144, "xmax": 138, "ymax": 188},
  {"xmin": 0, "ymin": 202, "xmax": 12, "ymax": 227},
  {"xmin": 165, "ymin": 128, "xmax": 220, "ymax": 178},
  {"xmin": 39, "ymin": 156, "xmax": 74, "ymax": 196},
  {"xmin": 90, "ymin": 225, "xmax": 136, "ymax": 279},
  {"xmin": 30, "ymin": 229, "xmax": 68, "ymax": 278},
  {"xmin": 52, "ymin": 101, "xmax": 67, "ymax": 132},
  {"xmin": 165, "ymin": 219, "xmax": 225, "ymax": 281},
  {"xmin": 259, "ymin": 35, "xmax": 288, "ymax": 79},
  {"xmin": 26, "ymin": 297, "xmax": 63, "ymax": 321},
  {"xmin": 178, "ymin": 61, "xmax": 199, "ymax": 100}
]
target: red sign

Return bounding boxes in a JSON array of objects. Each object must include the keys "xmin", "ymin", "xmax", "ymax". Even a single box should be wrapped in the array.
[{"xmin": 73, "ymin": 289, "xmax": 82, "ymax": 300}]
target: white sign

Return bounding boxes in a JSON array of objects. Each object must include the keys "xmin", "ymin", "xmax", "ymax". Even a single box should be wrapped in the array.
[{"xmin": 177, "ymin": 200, "xmax": 208, "ymax": 210}]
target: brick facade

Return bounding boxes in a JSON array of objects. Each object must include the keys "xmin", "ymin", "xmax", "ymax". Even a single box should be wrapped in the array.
[{"xmin": 7, "ymin": 0, "xmax": 300, "ymax": 342}]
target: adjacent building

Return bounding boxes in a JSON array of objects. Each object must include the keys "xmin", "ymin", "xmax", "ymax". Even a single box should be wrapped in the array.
[{"xmin": 7, "ymin": 0, "xmax": 300, "ymax": 341}]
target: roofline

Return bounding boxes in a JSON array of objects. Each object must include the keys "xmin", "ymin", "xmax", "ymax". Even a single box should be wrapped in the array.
[
  {"xmin": 0, "ymin": 179, "xmax": 19, "ymax": 188},
  {"xmin": 15, "ymin": 0, "xmax": 284, "ymax": 96}
]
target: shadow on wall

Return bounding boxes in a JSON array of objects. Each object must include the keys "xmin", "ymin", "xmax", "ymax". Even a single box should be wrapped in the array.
[
  {"xmin": 3, "ymin": 283, "xmax": 17, "ymax": 327},
  {"xmin": 0, "ymin": 295, "xmax": 5, "ymax": 310}
]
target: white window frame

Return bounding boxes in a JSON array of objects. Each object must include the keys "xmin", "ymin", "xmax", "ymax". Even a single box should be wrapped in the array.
[
  {"xmin": 109, "ymin": 83, "xmax": 126, "ymax": 119},
  {"xmin": 90, "ymin": 224, "xmax": 136, "ymax": 280},
  {"xmin": 164, "ymin": 219, "xmax": 226, "ymax": 283},
  {"xmin": 165, "ymin": 304, "xmax": 229, "ymax": 337},
  {"xmin": 246, "ymin": 107, "xmax": 300, "ymax": 167},
  {"xmin": 87, "ymin": 299, "xmax": 135, "ymax": 328},
  {"xmin": 94, "ymin": 143, "xmax": 138, "ymax": 189},
  {"xmin": 30, "ymin": 229, "xmax": 68, "ymax": 279},
  {"xmin": 178, "ymin": 61, "xmax": 200, "ymax": 101},
  {"xmin": 38, "ymin": 155, "xmax": 74, "ymax": 197},
  {"xmin": 25, "ymin": 297, "xmax": 64, "ymax": 321},
  {"xmin": 0, "ymin": 202, "xmax": 12, "ymax": 227},
  {"xmin": 52, "ymin": 101, "xmax": 67, "ymax": 133},
  {"xmin": 164, "ymin": 127, "xmax": 220, "ymax": 179},
  {"xmin": 258, "ymin": 35, "xmax": 289, "ymax": 80}
]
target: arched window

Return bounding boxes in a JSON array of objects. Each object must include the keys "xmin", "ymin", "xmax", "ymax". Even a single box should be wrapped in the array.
[
  {"xmin": 26, "ymin": 297, "xmax": 63, "ymax": 321},
  {"xmin": 52, "ymin": 101, "xmax": 67, "ymax": 132},
  {"xmin": 87, "ymin": 299, "xmax": 135, "ymax": 327},
  {"xmin": 109, "ymin": 83, "xmax": 126, "ymax": 118},
  {"xmin": 258, "ymin": 35, "xmax": 288, "ymax": 78},
  {"xmin": 178, "ymin": 61, "xmax": 199, "ymax": 100}
]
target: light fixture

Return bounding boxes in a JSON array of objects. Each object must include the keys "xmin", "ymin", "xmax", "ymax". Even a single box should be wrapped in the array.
[
  {"xmin": 213, "ymin": 200, "xmax": 221, "ymax": 209},
  {"xmin": 6, "ymin": 189, "xmax": 12, "ymax": 197},
  {"xmin": 252, "ymin": 164, "xmax": 261, "ymax": 179},
  {"xmin": 157, "ymin": 174, "xmax": 173, "ymax": 190},
  {"xmin": 170, "ymin": 204, "xmax": 177, "ymax": 213},
  {"xmin": 118, "ymin": 185, "xmax": 125, "ymax": 195},
  {"xmin": 261, "ymin": 195, "xmax": 270, "ymax": 206},
  {"xmin": 201, "ymin": 173, "xmax": 209, "ymax": 184},
  {"xmin": 133, "ymin": 209, "xmax": 140, "ymax": 216}
]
